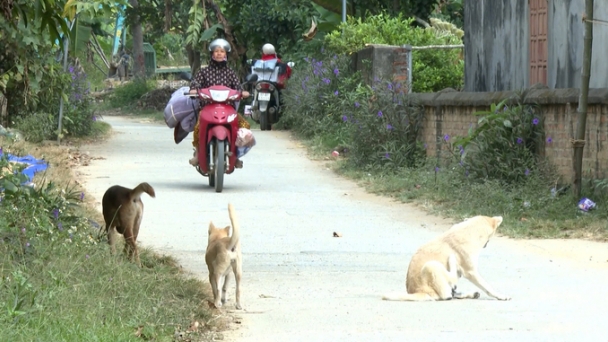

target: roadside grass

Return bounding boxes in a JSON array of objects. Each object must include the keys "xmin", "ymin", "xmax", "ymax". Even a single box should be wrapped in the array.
[
  {"xmin": 296, "ymin": 133, "xmax": 608, "ymax": 241},
  {"xmin": 0, "ymin": 137, "xmax": 221, "ymax": 341}
]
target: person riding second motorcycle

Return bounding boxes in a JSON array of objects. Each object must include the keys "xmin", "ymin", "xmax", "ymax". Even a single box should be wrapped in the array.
[{"xmin": 189, "ymin": 38, "xmax": 250, "ymax": 168}]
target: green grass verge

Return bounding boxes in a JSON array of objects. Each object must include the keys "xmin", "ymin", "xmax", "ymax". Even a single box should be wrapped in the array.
[
  {"xmin": 294, "ymin": 133, "xmax": 608, "ymax": 240},
  {"xmin": 0, "ymin": 138, "xmax": 219, "ymax": 342}
]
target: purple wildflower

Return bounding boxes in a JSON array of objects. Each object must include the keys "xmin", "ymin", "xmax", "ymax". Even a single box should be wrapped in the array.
[
  {"xmin": 517, "ymin": 137, "xmax": 523, "ymax": 144},
  {"xmin": 322, "ymin": 78, "xmax": 330, "ymax": 84},
  {"xmin": 334, "ymin": 68, "xmax": 339, "ymax": 76},
  {"xmin": 26, "ymin": 242, "xmax": 30, "ymax": 247},
  {"xmin": 525, "ymin": 169, "xmax": 530, "ymax": 176},
  {"xmin": 388, "ymin": 83, "xmax": 393, "ymax": 90},
  {"xmin": 377, "ymin": 111, "xmax": 383, "ymax": 118},
  {"xmin": 86, "ymin": 254, "xmax": 90, "ymax": 259},
  {"xmin": 458, "ymin": 145, "xmax": 464, "ymax": 155},
  {"xmin": 424, "ymin": 143, "xmax": 428, "ymax": 149},
  {"xmin": 546, "ymin": 136, "xmax": 553, "ymax": 143},
  {"xmin": 435, "ymin": 166, "xmax": 440, "ymax": 172},
  {"xmin": 384, "ymin": 153, "xmax": 390, "ymax": 158},
  {"xmin": 21, "ymin": 227, "xmax": 25, "ymax": 233},
  {"xmin": 532, "ymin": 118, "xmax": 539, "ymax": 125},
  {"xmin": 354, "ymin": 102, "xmax": 360, "ymax": 108},
  {"xmin": 444, "ymin": 134, "xmax": 449, "ymax": 141},
  {"xmin": 52, "ymin": 208, "xmax": 59, "ymax": 220},
  {"xmin": 334, "ymin": 90, "xmax": 339, "ymax": 96},
  {"xmin": 387, "ymin": 124, "xmax": 393, "ymax": 130},
  {"xmin": 58, "ymin": 222, "xmax": 63, "ymax": 231},
  {"xmin": 80, "ymin": 192, "xmax": 85, "ymax": 201},
  {"xmin": 342, "ymin": 115, "xmax": 348, "ymax": 122},
  {"xmin": 92, "ymin": 116, "xmax": 97, "ymax": 122}
]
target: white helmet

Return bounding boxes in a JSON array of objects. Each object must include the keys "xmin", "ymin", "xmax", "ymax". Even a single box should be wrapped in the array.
[
  {"xmin": 209, "ymin": 38, "xmax": 231, "ymax": 53},
  {"xmin": 262, "ymin": 43, "xmax": 276, "ymax": 55}
]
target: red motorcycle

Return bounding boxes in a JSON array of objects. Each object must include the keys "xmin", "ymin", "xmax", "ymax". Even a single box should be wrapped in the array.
[{"xmin": 187, "ymin": 74, "xmax": 257, "ymax": 192}]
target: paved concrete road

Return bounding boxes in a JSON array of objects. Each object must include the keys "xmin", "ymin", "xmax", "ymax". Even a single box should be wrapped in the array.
[{"xmin": 80, "ymin": 116, "xmax": 608, "ymax": 342}]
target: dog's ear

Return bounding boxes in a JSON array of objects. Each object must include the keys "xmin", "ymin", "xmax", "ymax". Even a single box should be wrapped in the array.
[
  {"xmin": 208, "ymin": 221, "xmax": 216, "ymax": 234},
  {"xmin": 491, "ymin": 216, "xmax": 503, "ymax": 229}
]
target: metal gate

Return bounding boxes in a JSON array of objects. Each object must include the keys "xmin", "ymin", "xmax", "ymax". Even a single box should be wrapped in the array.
[{"xmin": 529, "ymin": 0, "xmax": 548, "ymax": 85}]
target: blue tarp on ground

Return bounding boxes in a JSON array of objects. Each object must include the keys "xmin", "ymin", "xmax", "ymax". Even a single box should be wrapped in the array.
[{"xmin": 1, "ymin": 149, "xmax": 49, "ymax": 186}]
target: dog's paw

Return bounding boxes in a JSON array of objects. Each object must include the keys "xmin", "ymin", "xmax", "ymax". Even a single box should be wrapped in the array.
[
  {"xmin": 473, "ymin": 292, "xmax": 480, "ymax": 299},
  {"xmin": 496, "ymin": 295, "xmax": 511, "ymax": 301},
  {"xmin": 235, "ymin": 303, "xmax": 243, "ymax": 310}
]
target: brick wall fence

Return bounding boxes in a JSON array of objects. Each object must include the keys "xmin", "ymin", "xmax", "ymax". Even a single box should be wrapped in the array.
[
  {"xmin": 352, "ymin": 45, "xmax": 608, "ymax": 180},
  {"xmin": 410, "ymin": 87, "xmax": 608, "ymax": 180}
]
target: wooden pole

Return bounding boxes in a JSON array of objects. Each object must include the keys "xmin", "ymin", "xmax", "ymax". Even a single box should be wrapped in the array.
[{"xmin": 573, "ymin": 0, "xmax": 594, "ymax": 197}]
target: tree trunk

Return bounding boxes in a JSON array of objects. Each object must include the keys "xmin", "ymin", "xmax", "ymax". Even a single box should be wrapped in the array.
[
  {"xmin": 129, "ymin": 0, "xmax": 146, "ymax": 79},
  {"xmin": 164, "ymin": 0, "xmax": 172, "ymax": 32},
  {"xmin": 573, "ymin": 0, "xmax": 594, "ymax": 197},
  {"xmin": 186, "ymin": 44, "xmax": 201, "ymax": 75}
]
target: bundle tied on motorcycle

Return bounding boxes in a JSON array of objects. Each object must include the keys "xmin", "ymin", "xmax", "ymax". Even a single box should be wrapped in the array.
[
  {"xmin": 236, "ymin": 128, "xmax": 256, "ymax": 158},
  {"xmin": 164, "ymin": 86, "xmax": 198, "ymax": 131}
]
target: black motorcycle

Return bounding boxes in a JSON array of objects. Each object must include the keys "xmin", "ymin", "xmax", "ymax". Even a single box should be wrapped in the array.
[{"xmin": 247, "ymin": 59, "xmax": 294, "ymax": 131}]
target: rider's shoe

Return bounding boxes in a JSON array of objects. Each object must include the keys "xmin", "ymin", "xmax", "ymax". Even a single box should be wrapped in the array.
[
  {"xmin": 189, "ymin": 148, "xmax": 199, "ymax": 166},
  {"xmin": 235, "ymin": 159, "xmax": 243, "ymax": 169}
]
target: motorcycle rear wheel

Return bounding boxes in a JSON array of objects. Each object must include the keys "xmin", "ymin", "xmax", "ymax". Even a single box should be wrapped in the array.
[{"xmin": 260, "ymin": 111, "xmax": 271, "ymax": 131}]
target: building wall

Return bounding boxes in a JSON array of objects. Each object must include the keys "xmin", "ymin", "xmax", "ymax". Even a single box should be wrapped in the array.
[
  {"xmin": 548, "ymin": 0, "xmax": 608, "ymax": 89},
  {"xmin": 463, "ymin": 0, "xmax": 530, "ymax": 92}
]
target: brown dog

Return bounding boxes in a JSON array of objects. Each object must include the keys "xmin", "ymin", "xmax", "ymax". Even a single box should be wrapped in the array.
[
  {"xmin": 102, "ymin": 182, "xmax": 155, "ymax": 265},
  {"xmin": 205, "ymin": 203, "xmax": 242, "ymax": 310}
]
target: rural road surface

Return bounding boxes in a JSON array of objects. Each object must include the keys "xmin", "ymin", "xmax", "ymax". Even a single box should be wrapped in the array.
[{"xmin": 80, "ymin": 116, "xmax": 608, "ymax": 342}]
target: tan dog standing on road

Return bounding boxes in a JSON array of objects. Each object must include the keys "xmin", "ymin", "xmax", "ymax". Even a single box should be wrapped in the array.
[
  {"xmin": 205, "ymin": 203, "xmax": 242, "ymax": 310},
  {"xmin": 383, "ymin": 215, "xmax": 511, "ymax": 301},
  {"xmin": 102, "ymin": 182, "xmax": 156, "ymax": 266}
]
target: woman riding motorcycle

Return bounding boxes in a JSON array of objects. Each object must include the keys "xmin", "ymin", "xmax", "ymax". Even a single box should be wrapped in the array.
[{"xmin": 189, "ymin": 38, "xmax": 250, "ymax": 167}]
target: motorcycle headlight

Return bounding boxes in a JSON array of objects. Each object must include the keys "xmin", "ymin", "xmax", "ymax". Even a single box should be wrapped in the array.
[{"xmin": 228, "ymin": 94, "xmax": 239, "ymax": 100}]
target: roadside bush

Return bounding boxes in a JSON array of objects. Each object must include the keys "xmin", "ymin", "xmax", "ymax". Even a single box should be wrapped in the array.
[
  {"xmin": 324, "ymin": 14, "xmax": 463, "ymax": 92},
  {"xmin": 282, "ymin": 50, "xmax": 426, "ymax": 170},
  {"xmin": 108, "ymin": 80, "xmax": 155, "ymax": 109},
  {"xmin": 13, "ymin": 63, "xmax": 97, "ymax": 142},
  {"xmin": 447, "ymin": 96, "xmax": 546, "ymax": 184}
]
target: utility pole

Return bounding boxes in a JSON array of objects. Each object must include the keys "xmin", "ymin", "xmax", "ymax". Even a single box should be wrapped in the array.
[{"xmin": 573, "ymin": 0, "xmax": 594, "ymax": 197}]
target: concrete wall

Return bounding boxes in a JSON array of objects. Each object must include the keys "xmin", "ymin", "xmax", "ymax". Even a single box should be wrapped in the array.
[
  {"xmin": 463, "ymin": 0, "xmax": 529, "ymax": 92},
  {"xmin": 548, "ymin": 0, "xmax": 608, "ymax": 89}
]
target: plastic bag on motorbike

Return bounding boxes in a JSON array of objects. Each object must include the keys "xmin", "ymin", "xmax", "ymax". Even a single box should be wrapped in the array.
[
  {"xmin": 236, "ymin": 128, "xmax": 256, "ymax": 158},
  {"xmin": 164, "ymin": 86, "xmax": 198, "ymax": 131}
]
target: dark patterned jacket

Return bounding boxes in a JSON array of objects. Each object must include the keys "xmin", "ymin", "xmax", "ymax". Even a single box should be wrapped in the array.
[{"xmin": 190, "ymin": 59, "xmax": 242, "ymax": 91}]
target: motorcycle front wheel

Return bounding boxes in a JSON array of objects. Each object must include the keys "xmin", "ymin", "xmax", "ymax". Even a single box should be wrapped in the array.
[{"xmin": 212, "ymin": 139, "xmax": 226, "ymax": 192}]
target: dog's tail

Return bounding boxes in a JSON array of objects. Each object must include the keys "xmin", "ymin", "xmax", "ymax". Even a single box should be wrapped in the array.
[
  {"xmin": 381, "ymin": 292, "xmax": 434, "ymax": 301},
  {"xmin": 130, "ymin": 182, "xmax": 156, "ymax": 200},
  {"xmin": 227, "ymin": 203, "xmax": 240, "ymax": 251}
]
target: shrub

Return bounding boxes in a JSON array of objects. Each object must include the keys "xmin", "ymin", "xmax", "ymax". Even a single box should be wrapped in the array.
[
  {"xmin": 324, "ymin": 14, "xmax": 463, "ymax": 92},
  {"xmin": 282, "ymin": 50, "xmax": 426, "ymax": 170},
  {"xmin": 108, "ymin": 80, "xmax": 155, "ymax": 109},
  {"xmin": 448, "ymin": 97, "xmax": 546, "ymax": 184}
]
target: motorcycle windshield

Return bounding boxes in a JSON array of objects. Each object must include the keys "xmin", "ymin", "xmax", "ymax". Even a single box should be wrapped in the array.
[{"xmin": 252, "ymin": 59, "xmax": 279, "ymax": 82}]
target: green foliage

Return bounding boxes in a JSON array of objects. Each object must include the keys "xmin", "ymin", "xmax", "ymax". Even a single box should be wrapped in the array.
[
  {"xmin": 282, "ymin": 50, "xmax": 426, "ymax": 171},
  {"xmin": 447, "ymin": 97, "xmax": 545, "ymax": 184},
  {"xmin": 324, "ymin": 13, "xmax": 463, "ymax": 92},
  {"xmin": 13, "ymin": 64, "xmax": 97, "ymax": 142},
  {"xmin": 223, "ymin": 0, "xmax": 318, "ymax": 57},
  {"xmin": 108, "ymin": 80, "xmax": 155, "ymax": 108}
]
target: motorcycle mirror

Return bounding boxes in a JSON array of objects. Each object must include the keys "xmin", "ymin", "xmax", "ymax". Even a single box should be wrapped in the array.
[
  {"xmin": 287, "ymin": 62, "xmax": 295, "ymax": 68},
  {"xmin": 178, "ymin": 71, "xmax": 192, "ymax": 81},
  {"xmin": 246, "ymin": 74, "xmax": 258, "ymax": 83}
]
